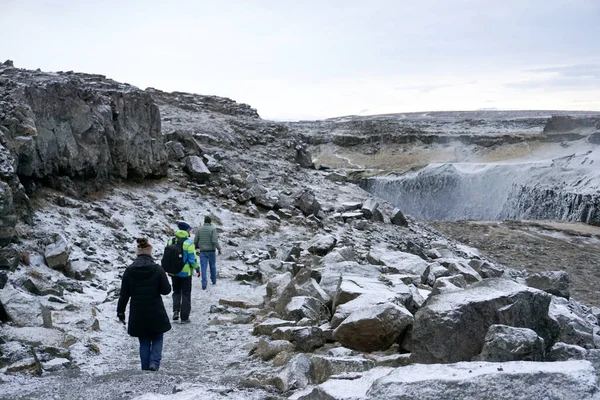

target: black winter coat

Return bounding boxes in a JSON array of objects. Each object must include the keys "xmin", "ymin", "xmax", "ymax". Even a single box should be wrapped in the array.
[{"xmin": 117, "ymin": 254, "xmax": 172, "ymax": 337}]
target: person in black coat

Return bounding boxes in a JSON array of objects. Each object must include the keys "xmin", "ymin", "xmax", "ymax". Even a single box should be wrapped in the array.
[{"xmin": 117, "ymin": 238, "xmax": 172, "ymax": 371}]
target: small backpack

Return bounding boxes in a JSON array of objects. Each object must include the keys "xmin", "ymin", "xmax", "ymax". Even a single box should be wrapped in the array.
[{"xmin": 161, "ymin": 237, "xmax": 185, "ymax": 274}]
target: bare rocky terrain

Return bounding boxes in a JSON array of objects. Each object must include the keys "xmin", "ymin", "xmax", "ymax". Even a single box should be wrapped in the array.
[{"xmin": 1, "ymin": 61, "xmax": 600, "ymax": 399}]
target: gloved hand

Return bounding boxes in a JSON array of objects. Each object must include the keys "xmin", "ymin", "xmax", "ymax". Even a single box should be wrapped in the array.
[
  {"xmin": 196, "ymin": 269, "xmax": 201, "ymax": 278},
  {"xmin": 117, "ymin": 312, "xmax": 126, "ymax": 325}
]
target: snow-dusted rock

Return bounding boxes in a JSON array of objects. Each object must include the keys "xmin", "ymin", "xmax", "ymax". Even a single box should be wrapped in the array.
[
  {"xmin": 253, "ymin": 339, "xmax": 294, "ymax": 361},
  {"xmin": 253, "ymin": 318, "xmax": 296, "ymax": 336},
  {"xmin": 366, "ymin": 360, "xmax": 599, "ymax": 400},
  {"xmin": 293, "ymin": 190, "xmax": 321, "ymax": 217},
  {"xmin": 547, "ymin": 342, "xmax": 587, "ymax": 361},
  {"xmin": 0, "ymin": 243, "xmax": 21, "ymax": 271},
  {"xmin": 333, "ymin": 303, "xmax": 413, "ymax": 352},
  {"xmin": 420, "ymin": 263, "xmax": 451, "ymax": 286},
  {"xmin": 473, "ymin": 324, "xmax": 545, "ymax": 362},
  {"xmin": 439, "ymin": 259, "xmax": 482, "ymax": 284},
  {"xmin": 319, "ymin": 261, "xmax": 381, "ymax": 298},
  {"xmin": 332, "ymin": 275, "xmax": 411, "ymax": 313},
  {"xmin": 266, "ymin": 272, "xmax": 293, "ymax": 304},
  {"xmin": 44, "ymin": 234, "xmax": 70, "ymax": 270},
  {"xmin": 526, "ymin": 270, "xmax": 570, "ymax": 299},
  {"xmin": 430, "ymin": 274, "xmax": 467, "ymax": 295},
  {"xmin": 165, "ymin": 140, "xmax": 185, "ymax": 160},
  {"xmin": 310, "ymin": 354, "xmax": 376, "ymax": 384},
  {"xmin": 548, "ymin": 296, "xmax": 600, "ymax": 349},
  {"xmin": 184, "ymin": 155, "xmax": 211, "ymax": 183},
  {"xmin": 290, "ymin": 367, "xmax": 394, "ymax": 400},
  {"xmin": 65, "ymin": 260, "xmax": 94, "ymax": 281},
  {"xmin": 257, "ymin": 259, "xmax": 283, "ymax": 283},
  {"xmin": 0, "ymin": 285, "xmax": 42, "ymax": 326},
  {"xmin": 361, "ymin": 198, "xmax": 379, "ymax": 219},
  {"xmin": 411, "ymin": 278, "xmax": 559, "ymax": 363},
  {"xmin": 368, "ymin": 248, "xmax": 429, "ymax": 279},
  {"xmin": 272, "ymin": 353, "xmax": 312, "ymax": 392},
  {"xmin": 320, "ymin": 246, "xmax": 355, "ymax": 264},
  {"xmin": 22, "ymin": 277, "xmax": 64, "ymax": 297},
  {"xmin": 285, "ymin": 296, "xmax": 330, "ymax": 323},
  {"xmin": 390, "ymin": 208, "xmax": 408, "ymax": 226},
  {"xmin": 469, "ymin": 259, "xmax": 505, "ymax": 278},
  {"xmin": 307, "ymin": 234, "xmax": 337, "ymax": 256},
  {"xmin": 341, "ymin": 201, "xmax": 362, "ymax": 211}
]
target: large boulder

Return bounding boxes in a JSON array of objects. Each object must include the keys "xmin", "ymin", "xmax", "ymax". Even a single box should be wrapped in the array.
[
  {"xmin": 285, "ymin": 296, "xmax": 330, "ymax": 323},
  {"xmin": 368, "ymin": 248, "xmax": 429, "ymax": 279},
  {"xmin": 184, "ymin": 155, "xmax": 211, "ymax": 183},
  {"xmin": 0, "ymin": 285, "xmax": 42, "ymax": 326},
  {"xmin": 548, "ymin": 297, "xmax": 600, "ymax": 349},
  {"xmin": 306, "ymin": 234, "xmax": 337, "ymax": 256},
  {"xmin": 473, "ymin": 324, "xmax": 545, "ymax": 362},
  {"xmin": 310, "ymin": 355, "xmax": 376, "ymax": 384},
  {"xmin": 366, "ymin": 360, "xmax": 599, "ymax": 400},
  {"xmin": 272, "ymin": 354, "xmax": 312, "ymax": 392},
  {"xmin": 319, "ymin": 261, "xmax": 381, "ymax": 298},
  {"xmin": 333, "ymin": 303, "xmax": 413, "ymax": 352},
  {"xmin": 525, "ymin": 271, "xmax": 570, "ymax": 299},
  {"xmin": 44, "ymin": 234, "xmax": 70, "ymax": 270},
  {"xmin": 411, "ymin": 278, "xmax": 559, "ymax": 363},
  {"xmin": 293, "ymin": 190, "xmax": 321, "ymax": 216},
  {"xmin": 390, "ymin": 208, "xmax": 408, "ymax": 226}
]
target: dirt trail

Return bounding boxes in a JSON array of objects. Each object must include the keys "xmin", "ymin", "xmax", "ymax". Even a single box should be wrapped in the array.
[{"xmin": 1, "ymin": 280, "xmax": 271, "ymax": 400}]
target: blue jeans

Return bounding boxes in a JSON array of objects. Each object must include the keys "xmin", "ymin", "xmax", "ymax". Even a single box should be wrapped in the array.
[
  {"xmin": 200, "ymin": 251, "xmax": 217, "ymax": 287},
  {"xmin": 139, "ymin": 333, "xmax": 163, "ymax": 370}
]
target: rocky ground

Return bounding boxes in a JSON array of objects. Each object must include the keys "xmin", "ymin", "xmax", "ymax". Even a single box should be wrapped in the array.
[
  {"xmin": 430, "ymin": 219, "xmax": 600, "ymax": 306},
  {"xmin": 2, "ymin": 62, "xmax": 600, "ymax": 399}
]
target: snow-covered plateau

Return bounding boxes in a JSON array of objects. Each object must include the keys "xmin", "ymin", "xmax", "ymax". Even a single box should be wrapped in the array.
[{"xmin": 1, "ymin": 60, "xmax": 600, "ymax": 399}]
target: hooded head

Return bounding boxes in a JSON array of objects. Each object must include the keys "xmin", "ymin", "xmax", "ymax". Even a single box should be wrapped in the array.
[
  {"xmin": 177, "ymin": 221, "xmax": 191, "ymax": 232},
  {"xmin": 136, "ymin": 237, "xmax": 153, "ymax": 255}
]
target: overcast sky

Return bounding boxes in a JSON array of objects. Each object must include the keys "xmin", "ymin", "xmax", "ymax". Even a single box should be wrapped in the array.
[{"xmin": 1, "ymin": 0, "xmax": 599, "ymax": 120}]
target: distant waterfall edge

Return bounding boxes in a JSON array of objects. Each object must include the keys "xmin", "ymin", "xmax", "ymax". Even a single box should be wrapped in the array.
[{"xmin": 359, "ymin": 162, "xmax": 600, "ymax": 226}]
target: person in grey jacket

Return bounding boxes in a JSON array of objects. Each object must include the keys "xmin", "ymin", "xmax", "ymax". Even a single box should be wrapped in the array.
[{"xmin": 193, "ymin": 216, "xmax": 222, "ymax": 290}]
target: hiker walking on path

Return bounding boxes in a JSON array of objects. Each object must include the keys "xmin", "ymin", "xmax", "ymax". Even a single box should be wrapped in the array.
[
  {"xmin": 166, "ymin": 221, "xmax": 200, "ymax": 323},
  {"xmin": 194, "ymin": 216, "xmax": 222, "ymax": 290},
  {"xmin": 117, "ymin": 238, "xmax": 172, "ymax": 371}
]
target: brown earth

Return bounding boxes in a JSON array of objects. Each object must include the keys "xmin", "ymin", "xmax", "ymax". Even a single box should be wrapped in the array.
[{"xmin": 429, "ymin": 219, "xmax": 600, "ymax": 307}]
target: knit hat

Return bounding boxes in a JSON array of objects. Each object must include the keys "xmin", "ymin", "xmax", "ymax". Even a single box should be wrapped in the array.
[
  {"xmin": 136, "ymin": 238, "xmax": 152, "ymax": 255},
  {"xmin": 177, "ymin": 221, "xmax": 191, "ymax": 231}
]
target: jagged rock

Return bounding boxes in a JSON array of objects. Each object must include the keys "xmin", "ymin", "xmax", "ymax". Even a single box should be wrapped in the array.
[
  {"xmin": 295, "ymin": 147, "xmax": 314, "ymax": 168},
  {"xmin": 272, "ymin": 354, "xmax": 312, "ymax": 392},
  {"xmin": 266, "ymin": 272, "xmax": 293, "ymax": 303},
  {"xmin": 478, "ymin": 261, "xmax": 505, "ymax": 278},
  {"xmin": 439, "ymin": 259, "xmax": 482, "ymax": 284},
  {"xmin": 411, "ymin": 278, "xmax": 559, "ymax": 363},
  {"xmin": 257, "ymin": 259, "xmax": 284, "ymax": 283},
  {"xmin": 1, "ymin": 68, "xmax": 168, "ymax": 186},
  {"xmin": 253, "ymin": 318, "xmax": 296, "ymax": 336},
  {"xmin": 0, "ymin": 244, "xmax": 21, "ymax": 271},
  {"xmin": 292, "ymin": 327, "xmax": 326, "ymax": 352},
  {"xmin": 319, "ymin": 261, "xmax": 381, "ymax": 298},
  {"xmin": 65, "ymin": 260, "xmax": 94, "ymax": 281},
  {"xmin": 0, "ymin": 271, "xmax": 7, "ymax": 290},
  {"xmin": 294, "ymin": 190, "xmax": 321, "ymax": 216},
  {"xmin": 341, "ymin": 201, "xmax": 362, "ymax": 211},
  {"xmin": 277, "ymin": 269, "xmax": 331, "ymax": 313},
  {"xmin": 588, "ymin": 131, "xmax": 600, "ymax": 145},
  {"xmin": 390, "ymin": 208, "xmax": 408, "ymax": 226},
  {"xmin": 290, "ymin": 367, "xmax": 394, "ymax": 400},
  {"xmin": 368, "ymin": 248, "xmax": 429, "ymax": 279},
  {"xmin": 165, "ymin": 140, "xmax": 186, "ymax": 160},
  {"xmin": 44, "ymin": 234, "xmax": 70, "ymax": 270},
  {"xmin": 0, "ymin": 285, "xmax": 42, "ymax": 326},
  {"xmin": 22, "ymin": 277, "xmax": 64, "ymax": 297},
  {"xmin": 57, "ymin": 279, "xmax": 84, "ymax": 294},
  {"xmin": 266, "ymin": 210, "xmax": 280, "ymax": 221},
  {"xmin": 202, "ymin": 154, "xmax": 222, "ymax": 172},
  {"xmin": 366, "ymin": 361, "xmax": 599, "ymax": 400},
  {"xmin": 307, "ymin": 234, "xmax": 337, "ymax": 256},
  {"xmin": 320, "ymin": 247, "xmax": 355, "ymax": 265},
  {"xmin": 361, "ymin": 198, "xmax": 380, "ymax": 219},
  {"xmin": 547, "ymin": 342, "xmax": 587, "ymax": 361},
  {"xmin": 333, "ymin": 303, "xmax": 413, "ymax": 352},
  {"xmin": 430, "ymin": 274, "xmax": 467, "ymax": 295},
  {"xmin": 253, "ymin": 339, "xmax": 294, "ymax": 361},
  {"xmin": 280, "ymin": 244, "xmax": 302, "ymax": 262},
  {"xmin": 526, "ymin": 271, "xmax": 570, "ymax": 299},
  {"xmin": 285, "ymin": 296, "xmax": 330, "ymax": 323},
  {"xmin": 42, "ymin": 358, "xmax": 71, "ymax": 372},
  {"xmin": 420, "ymin": 263, "xmax": 451, "ymax": 286},
  {"xmin": 331, "ymin": 275, "xmax": 412, "ymax": 315},
  {"xmin": 310, "ymin": 355, "xmax": 376, "ymax": 384},
  {"xmin": 325, "ymin": 171, "xmax": 348, "ymax": 182},
  {"xmin": 184, "ymin": 156, "xmax": 211, "ymax": 183},
  {"xmin": 1, "ymin": 325, "xmax": 76, "ymax": 349},
  {"xmin": 473, "ymin": 324, "xmax": 545, "ymax": 362},
  {"xmin": 548, "ymin": 296, "xmax": 600, "ymax": 349}
]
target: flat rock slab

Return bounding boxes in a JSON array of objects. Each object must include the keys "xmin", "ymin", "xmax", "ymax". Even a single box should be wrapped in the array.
[{"xmin": 366, "ymin": 360, "xmax": 599, "ymax": 400}]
